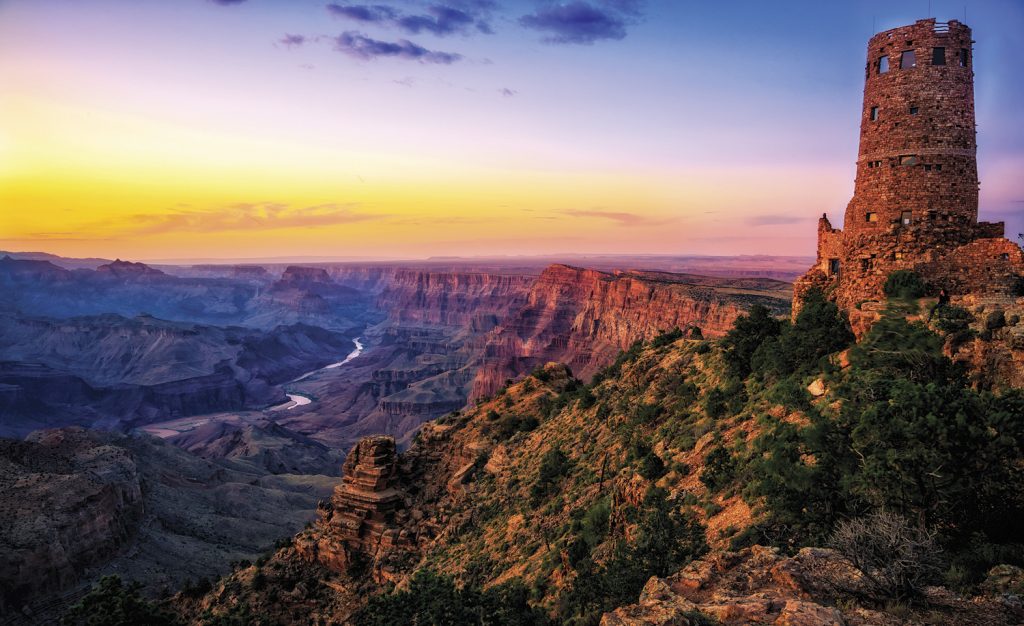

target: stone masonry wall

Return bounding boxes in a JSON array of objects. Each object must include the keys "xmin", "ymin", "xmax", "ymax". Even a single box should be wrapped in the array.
[{"xmin": 795, "ymin": 19, "xmax": 1024, "ymax": 316}]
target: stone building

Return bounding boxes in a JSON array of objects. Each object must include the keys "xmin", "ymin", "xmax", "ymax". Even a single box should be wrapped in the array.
[{"xmin": 795, "ymin": 19, "xmax": 1023, "ymax": 313}]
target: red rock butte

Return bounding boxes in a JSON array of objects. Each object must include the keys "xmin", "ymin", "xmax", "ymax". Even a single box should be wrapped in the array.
[{"xmin": 795, "ymin": 18, "xmax": 1024, "ymax": 313}]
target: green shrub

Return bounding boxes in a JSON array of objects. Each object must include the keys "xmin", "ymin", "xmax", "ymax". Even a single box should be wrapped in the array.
[
  {"xmin": 63, "ymin": 576, "xmax": 181, "ymax": 626},
  {"xmin": 933, "ymin": 305, "xmax": 973, "ymax": 334},
  {"xmin": 883, "ymin": 270, "xmax": 927, "ymax": 299},
  {"xmin": 487, "ymin": 412, "xmax": 540, "ymax": 440},
  {"xmin": 985, "ymin": 310, "xmax": 1006, "ymax": 331},
  {"xmin": 721, "ymin": 305, "xmax": 784, "ymax": 379},
  {"xmin": 702, "ymin": 387, "xmax": 728, "ymax": 419},
  {"xmin": 630, "ymin": 440, "xmax": 667, "ymax": 480},
  {"xmin": 530, "ymin": 448, "xmax": 572, "ymax": 505},
  {"xmin": 560, "ymin": 489, "xmax": 706, "ymax": 624},
  {"xmin": 700, "ymin": 445, "xmax": 736, "ymax": 492},
  {"xmin": 752, "ymin": 289, "xmax": 853, "ymax": 379},
  {"xmin": 355, "ymin": 571, "xmax": 551, "ymax": 626},
  {"xmin": 650, "ymin": 327, "xmax": 684, "ymax": 349}
]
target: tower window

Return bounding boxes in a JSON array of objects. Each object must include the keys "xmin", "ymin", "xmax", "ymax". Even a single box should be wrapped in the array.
[
  {"xmin": 959, "ymin": 48, "xmax": 969, "ymax": 67},
  {"xmin": 870, "ymin": 106, "xmax": 879, "ymax": 120},
  {"xmin": 894, "ymin": 251, "xmax": 904, "ymax": 261},
  {"xmin": 1001, "ymin": 253, "xmax": 1010, "ymax": 262},
  {"xmin": 900, "ymin": 155, "xmax": 919, "ymax": 166},
  {"xmin": 932, "ymin": 47, "xmax": 946, "ymax": 65},
  {"xmin": 879, "ymin": 56, "xmax": 890, "ymax": 73},
  {"xmin": 935, "ymin": 164, "xmax": 942, "ymax": 171},
  {"xmin": 924, "ymin": 164, "xmax": 932, "ymax": 171},
  {"xmin": 866, "ymin": 212, "xmax": 878, "ymax": 223},
  {"xmin": 900, "ymin": 50, "xmax": 916, "ymax": 69},
  {"xmin": 901, "ymin": 210, "xmax": 913, "ymax": 225},
  {"xmin": 828, "ymin": 259, "xmax": 840, "ymax": 276},
  {"xmin": 909, "ymin": 106, "xmax": 919, "ymax": 115}
]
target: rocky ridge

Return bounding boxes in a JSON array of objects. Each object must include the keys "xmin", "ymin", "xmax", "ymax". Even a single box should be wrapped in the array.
[{"xmin": 470, "ymin": 264, "xmax": 791, "ymax": 400}]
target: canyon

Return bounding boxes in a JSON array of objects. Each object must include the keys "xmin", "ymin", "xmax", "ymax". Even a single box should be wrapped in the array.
[{"xmin": 0, "ymin": 251, "xmax": 802, "ymax": 619}]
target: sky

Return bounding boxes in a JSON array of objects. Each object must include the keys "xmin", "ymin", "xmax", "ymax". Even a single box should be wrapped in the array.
[{"xmin": 0, "ymin": 0, "xmax": 1021, "ymax": 262}]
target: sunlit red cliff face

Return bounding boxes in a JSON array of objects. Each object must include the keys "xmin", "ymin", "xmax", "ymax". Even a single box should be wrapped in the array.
[{"xmin": 469, "ymin": 264, "xmax": 791, "ymax": 401}]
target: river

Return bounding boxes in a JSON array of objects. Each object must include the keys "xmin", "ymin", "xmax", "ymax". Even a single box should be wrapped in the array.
[{"xmin": 273, "ymin": 337, "xmax": 363, "ymax": 410}]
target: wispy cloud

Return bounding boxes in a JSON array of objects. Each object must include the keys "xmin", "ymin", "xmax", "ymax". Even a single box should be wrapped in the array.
[
  {"xmin": 557, "ymin": 209, "xmax": 669, "ymax": 226},
  {"xmin": 327, "ymin": 2, "xmax": 496, "ymax": 37},
  {"xmin": 326, "ymin": 4, "xmax": 398, "ymax": 23},
  {"xmin": 746, "ymin": 214, "xmax": 812, "ymax": 226},
  {"xmin": 334, "ymin": 31, "xmax": 462, "ymax": 63},
  {"xmin": 208, "ymin": 0, "xmax": 247, "ymax": 5},
  {"xmin": 278, "ymin": 34, "xmax": 306, "ymax": 48},
  {"xmin": 520, "ymin": 1, "xmax": 643, "ymax": 44},
  {"xmin": 499, "ymin": 87, "xmax": 517, "ymax": 97},
  {"xmin": 89, "ymin": 202, "xmax": 385, "ymax": 237}
]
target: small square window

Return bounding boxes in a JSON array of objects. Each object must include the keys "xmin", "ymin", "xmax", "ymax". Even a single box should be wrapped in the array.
[
  {"xmin": 924, "ymin": 164, "xmax": 932, "ymax": 171},
  {"xmin": 932, "ymin": 47, "xmax": 946, "ymax": 65},
  {"xmin": 879, "ymin": 56, "xmax": 890, "ymax": 74},
  {"xmin": 870, "ymin": 106, "xmax": 879, "ymax": 120},
  {"xmin": 910, "ymin": 106, "xmax": 919, "ymax": 115},
  {"xmin": 894, "ymin": 252, "xmax": 904, "ymax": 261},
  {"xmin": 901, "ymin": 210, "xmax": 912, "ymax": 225},
  {"xmin": 901, "ymin": 50, "xmax": 916, "ymax": 69},
  {"xmin": 935, "ymin": 164, "xmax": 942, "ymax": 171},
  {"xmin": 866, "ymin": 212, "xmax": 878, "ymax": 223},
  {"xmin": 1001, "ymin": 253, "xmax": 1010, "ymax": 261}
]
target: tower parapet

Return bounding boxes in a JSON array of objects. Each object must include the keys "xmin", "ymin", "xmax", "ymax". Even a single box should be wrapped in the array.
[{"xmin": 795, "ymin": 18, "xmax": 1023, "ymax": 314}]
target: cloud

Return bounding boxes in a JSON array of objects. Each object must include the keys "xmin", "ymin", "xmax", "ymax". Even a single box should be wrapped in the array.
[
  {"xmin": 326, "ymin": 3, "xmax": 397, "ymax": 23},
  {"xmin": 100, "ymin": 203, "xmax": 385, "ymax": 237},
  {"xmin": 278, "ymin": 34, "xmax": 306, "ymax": 48},
  {"xmin": 327, "ymin": 2, "xmax": 495, "ymax": 37},
  {"xmin": 519, "ymin": 1, "xmax": 633, "ymax": 44},
  {"xmin": 499, "ymin": 87, "xmax": 516, "ymax": 97},
  {"xmin": 558, "ymin": 209, "xmax": 668, "ymax": 226},
  {"xmin": 334, "ymin": 31, "xmax": 462, "ymax": 63},
  {"xmin": 746, "ymin": 215, "xmax": 812, "ymax": 226}
]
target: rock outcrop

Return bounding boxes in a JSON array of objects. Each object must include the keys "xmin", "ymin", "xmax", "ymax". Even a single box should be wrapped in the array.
[
  {"xmin": 0, "ymin": 427, "xmax": 337, "ymax": 623},
  {"xmin": 470, "ymin": 264, "xmax": 790, "ymax": 400},
  {"xmin": 297, "ymin": 437, "xmax": 413, "ymax": 578},
  {"xmin": 602, "ymin": 545, "xmax": 1020, "ymax": 626},
  {"xmin": 95, "ymin": 259, "xmax": 166, "ymax": 279},
  {"xmin": 0, "ymin": 428, "xmax": 143, "ymax": 615}
]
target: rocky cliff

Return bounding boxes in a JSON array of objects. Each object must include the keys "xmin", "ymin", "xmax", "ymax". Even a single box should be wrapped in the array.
[
  {"xmin": 378, "ymin": 270, "xmax": 534, "ymax": 328},
  {"xmin": 185, "ymin": 314, "xmax": 1024, "ymax": 626},
  {"xmin": 470, "ymin": 264, "xmax": 791, "ymax": 400},
  {"xmin": 0, "ymin": 429, "xmax": 143, "ymax": 615},
  {"xmin": 0, "ymin": 315, "xmax": 359, "ymax": 437},
  {"xmin": 0, "ymin": 427, "xmax": 337, "ymax": 623}
]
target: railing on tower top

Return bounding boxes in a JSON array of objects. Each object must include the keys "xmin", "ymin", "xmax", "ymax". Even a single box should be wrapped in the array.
[{"xmin": 934, "ymin": 21, "xmax": 951, "ymax": 33}]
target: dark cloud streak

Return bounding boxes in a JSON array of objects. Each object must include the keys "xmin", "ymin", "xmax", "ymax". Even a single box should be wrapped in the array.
[
  {"xmin": 520, "ymin": 1, "xmax": 643, "ymax": 45},
  {"xmin": 327, "ymin": 2, "xmax": 494, "ymax": 37},
  {"xmin": 334, "ymin": 31, "xmax": 462, "ymax": 64}
]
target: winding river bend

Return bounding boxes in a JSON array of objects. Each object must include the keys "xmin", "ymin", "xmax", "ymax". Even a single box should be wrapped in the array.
[{"xmin": 273, "ymin": 337, "xmax": 363, "ymax": 410}]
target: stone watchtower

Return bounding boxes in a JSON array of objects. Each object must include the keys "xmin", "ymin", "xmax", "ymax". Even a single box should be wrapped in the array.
[{"xmin": 796, "ymin": 19, "xmax": 1023, "ymax": 313}]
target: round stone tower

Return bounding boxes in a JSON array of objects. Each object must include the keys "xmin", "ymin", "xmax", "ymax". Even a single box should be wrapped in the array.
[
  {"xmin": 844, "ymin": 19, "xmax": 978, "ymax": 235},
  {"xmin": 795, "ymin": 18, "xmax": 1024, "ymax": 317}
]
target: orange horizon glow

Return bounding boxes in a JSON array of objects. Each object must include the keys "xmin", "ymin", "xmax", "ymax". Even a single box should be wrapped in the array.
[{"xmin": 2, "ymin": 0, "xmax": 1021, "ymax": 262}]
